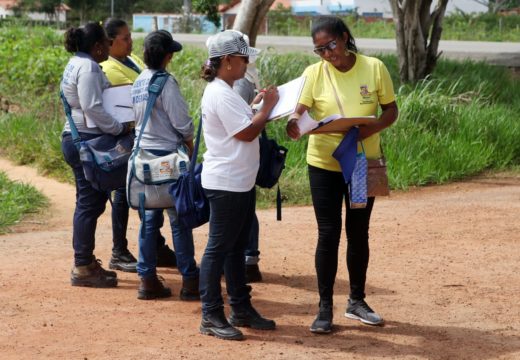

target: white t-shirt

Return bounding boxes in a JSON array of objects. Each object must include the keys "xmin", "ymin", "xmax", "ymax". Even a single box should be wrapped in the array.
[{"xmin": 201, "ymin": 78, "xmax": 259, "ymax": 192}]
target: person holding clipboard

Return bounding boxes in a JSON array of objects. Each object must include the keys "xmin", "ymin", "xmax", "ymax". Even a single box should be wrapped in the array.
[
  {"xmin": 101, "ymin": 18, "xmax": 179, "ymax": 275},
  {"xmin": 286, "ymin": 16, "xmax": 398, "ymax": 334},
  {"xmin": 199, "ymin": 30, "xmax": 279, "ymax": 340}
]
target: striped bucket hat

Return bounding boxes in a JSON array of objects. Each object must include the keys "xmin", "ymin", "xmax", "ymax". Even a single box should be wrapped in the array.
[{"xmin": 207, "ymin": 30, "xmax": 261, "ymax": 59}]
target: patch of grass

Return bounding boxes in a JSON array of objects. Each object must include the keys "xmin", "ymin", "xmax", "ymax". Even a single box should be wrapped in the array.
[{"xmin": 0, "ymin": 171, "xmax": 48, "ymax": 234}]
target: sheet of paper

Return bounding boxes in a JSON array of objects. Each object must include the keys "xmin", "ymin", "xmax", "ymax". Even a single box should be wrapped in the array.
[
  {"xmin": 296, "ymin": 111, "xmax": 375, "ymax": 137},
  {"xmin": 86, "ymin": 85, "xmax": 134, "ymax": 128},
  {"xmin": 256, "ymin": 76, "xmax": 305, "ymax": 121}
]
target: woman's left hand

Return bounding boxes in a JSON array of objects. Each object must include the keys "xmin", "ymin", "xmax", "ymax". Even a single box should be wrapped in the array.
[
  {"xmin": 251, "ymin": 91, "xmax": 264, "ymax": 106},
  {"xmin": 358, "ymin": 101, "xmax": 398, "ymax": 140}
]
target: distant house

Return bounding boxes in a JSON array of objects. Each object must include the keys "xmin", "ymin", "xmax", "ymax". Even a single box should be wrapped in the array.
[
  {"xmin": 290, "ymin": 0, "xmax": 355, "ymax": 15},
  {"xmin": 0, "ymin": 0, "xmax": 70, "ymax": 22},
  {"xmin": 0, "ymin": 0, "xmax": 16, "ymax": 18},
  {"xmin": 132, "ymin": 13, "xmax": 218, "ymax": 33}
]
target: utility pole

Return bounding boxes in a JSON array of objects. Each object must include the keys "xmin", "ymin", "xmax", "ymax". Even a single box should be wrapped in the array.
[{"xmin": 111, "ymin": 0, "xmax": 114, "ymax": 17}]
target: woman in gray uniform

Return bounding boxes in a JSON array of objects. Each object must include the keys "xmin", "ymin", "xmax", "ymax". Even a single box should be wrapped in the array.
[{"xmin": 60, "ymin": 22, "xmax": 131, "ymax": 288}]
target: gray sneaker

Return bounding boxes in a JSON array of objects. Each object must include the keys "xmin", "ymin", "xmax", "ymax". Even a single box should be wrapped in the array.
[{"xmin": 345, "ymin": 299, "xmax": 384, "ymax": 326}]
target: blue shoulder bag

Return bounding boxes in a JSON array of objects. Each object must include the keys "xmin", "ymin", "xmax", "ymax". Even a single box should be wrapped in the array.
[
  {"xmin": 60, "ymin": 88, "xmax": 134, "ymax": 193},
  {"xmin": 169, "ymin": 116, "xmax": 210, "ymax": 229}
]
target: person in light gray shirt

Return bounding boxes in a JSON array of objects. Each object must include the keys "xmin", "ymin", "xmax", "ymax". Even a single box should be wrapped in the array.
[
  {"xmin": 60, "ymin": 22, "xmax": 131, "ymax": 289},
  {"xmin": 131, "ymin": 30, "xmax": 199, "ymax": 301},
  {"xmin": 132, "ymin": 69, "xmax": 193, "ymax": 151}
]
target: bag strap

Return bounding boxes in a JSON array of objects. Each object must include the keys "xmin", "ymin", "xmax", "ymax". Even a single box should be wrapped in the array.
[
  {"xmin": 133, "ymin": 70, "xmax": 170, "ymax": 152},
  {"xmin": 323, "ymin": 62, "xmax": 346, "ymax": 117},
  {"xmin": 59, "ymin": 86, "xmax": 81, "ymax": 151},
  {"xmin": 324, "ymin": 62, "xmax": 386, "ymax": 158},
  {"xmin": 189, "ymin": 115, "xmax": 203, "ymax": 176}
]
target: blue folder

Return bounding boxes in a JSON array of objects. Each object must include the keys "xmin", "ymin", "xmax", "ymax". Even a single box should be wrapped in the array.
[{"xmin": 332, "ymin": 127, "xmax": 359, "ymax": 183}]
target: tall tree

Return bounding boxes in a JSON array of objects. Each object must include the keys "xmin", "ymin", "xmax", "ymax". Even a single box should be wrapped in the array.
[
  {"xmin": 233, "ymin": 0, "xmax": 275, "ymax": 46},
  {"xmin": 193, "ymin": 0, "xmax": 225, "ymax": 27},
  {"xmin": 389, "ymin": 0, "xmax": 449, "ymax": 83}
]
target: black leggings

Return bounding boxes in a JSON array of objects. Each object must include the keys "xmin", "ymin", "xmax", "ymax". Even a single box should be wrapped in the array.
[{"xmin": 308, "ymin": 165, "xmax": 375, "ymax": 306}]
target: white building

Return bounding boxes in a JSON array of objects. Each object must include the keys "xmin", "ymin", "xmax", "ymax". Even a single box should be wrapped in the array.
[{"xmin": 0, "ymin": 0, "xmax": 70, "ymax": 21}]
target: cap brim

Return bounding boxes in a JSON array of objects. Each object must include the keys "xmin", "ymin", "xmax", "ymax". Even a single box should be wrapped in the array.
[
  {"xmin": 170, "ymin": 40, "xmax": 182, "ymax": 53},
  {"xmin": 238, "ymin": 46, "xmax": 261, "ymax": 57}
]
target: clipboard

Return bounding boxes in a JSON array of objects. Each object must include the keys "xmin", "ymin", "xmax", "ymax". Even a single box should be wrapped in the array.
[
  {"xmin": 253, "ymin": 76, "xmax": 306, "ymax": 121},
  {"xmin": 86, "ymin": 85, "xmax": 134, "ymax": 128},
  {"xmin": 296, "ymin": 111, "xmax": 375, "ymax": 135}
]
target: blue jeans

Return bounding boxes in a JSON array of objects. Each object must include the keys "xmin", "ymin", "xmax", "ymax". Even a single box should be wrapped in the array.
[
  {"xmin": 137, "ymin": 209, "xmax": 198, "ymax": 279},
  {"xmin": 61, "ymin": 132, "xmax": 109, "ymax": 266},
  {"xmin": 200, "ymin": 188, "xmax": 255, "ymax": 315},
  {"xmin": 111, "ymin": 188, "xmax": 167, "ymax": 254}
]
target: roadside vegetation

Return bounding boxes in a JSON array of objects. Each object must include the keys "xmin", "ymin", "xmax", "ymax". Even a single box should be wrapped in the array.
[
  {"xmin": 0, "ymin": 171, "xmax": 48, "ymax": 234},
  {"xmin": 0, "ymin": 25, "xmax": 519, "ymax": 207}
]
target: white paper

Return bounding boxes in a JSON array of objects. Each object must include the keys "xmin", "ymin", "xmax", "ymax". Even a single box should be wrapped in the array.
[
  {"xmin": 296, "ymin": 111, "xmax": 376, "ymax": 137},
  {"xmin": 296, "ymin": 112, "xmax": 342, "ymax": 134},
  {"xmin": 86, "ymin": 85, "xmax": 134, "ymax": 128},
  {"xmin": 252, "ymin": 76, "xmax": 306, "ymax": 121}
]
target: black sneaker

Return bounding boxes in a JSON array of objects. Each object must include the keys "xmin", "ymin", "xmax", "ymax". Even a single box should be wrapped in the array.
[
  {"xmin": 71, "ymin": 257, "xmax": 118, "ymax": 288},
  {"xmin": 345, "ymin": 299, "xmax": 384, "ymax": 326},
  {"xmin": 310, "ymin": 306, "xmax": 333, "ymax": 334},
  {"xmin": 245, "ymin": 264, "xmax": 262, "ymax": 283},
  {"xmin": 156, "ymin": 244, "xmax": 177, "ymax": 268},
  {"xmin": 200, "ymin": 310, "xmax": 244, "ymax": 341},
  {"xmin": 109, "ymin": 249, "xmax": 137, "ymax": 273}
]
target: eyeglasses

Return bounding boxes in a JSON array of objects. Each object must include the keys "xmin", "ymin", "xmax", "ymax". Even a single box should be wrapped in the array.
[{"xmin": 313, "ymin": 39, "xmax": 337, "ymax": 56}]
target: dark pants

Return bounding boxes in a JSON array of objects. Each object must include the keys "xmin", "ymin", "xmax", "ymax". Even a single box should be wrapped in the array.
[
  {"xmin": 244, "ymin": 212, "xmax": 260, "ymax": 261},
  {"xmin": 308, "ymin": 165, "xmax": 375, "ymax": 306},
  {"xmin": 111, "ymin": 188, "xmax": 167, "ymax": 254},
  {"xmin": 199, "ymin": 188, "xmax": 255, "ymax": 315},
  {"xmin": 62, "ymin": 132, "xmax": 109, "ymax": 266}
]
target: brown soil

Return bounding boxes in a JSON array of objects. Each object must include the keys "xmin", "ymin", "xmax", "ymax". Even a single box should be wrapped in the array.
[{"xmin": 1, "ymin": 157, "xmax": 519, "ymax": 360}]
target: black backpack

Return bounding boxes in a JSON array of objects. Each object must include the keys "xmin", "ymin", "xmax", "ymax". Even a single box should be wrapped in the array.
[{"xmin": 256, "ymin": 129, "xmax": 288, "ymax": 220}]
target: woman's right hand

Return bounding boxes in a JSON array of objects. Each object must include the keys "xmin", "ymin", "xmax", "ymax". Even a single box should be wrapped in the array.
[{"xmin": 261, "ymin": 85, "xmax": 279, "ymax": 111}]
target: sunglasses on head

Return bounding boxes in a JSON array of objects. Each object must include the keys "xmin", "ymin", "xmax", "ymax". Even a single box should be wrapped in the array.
[{"xmin": 313, "ymin": 39, "xmax": 337, "ymax": 55}]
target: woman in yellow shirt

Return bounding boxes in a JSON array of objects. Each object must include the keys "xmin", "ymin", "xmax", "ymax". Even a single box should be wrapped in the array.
[
  {"xmin": 287, "ymin": 16, "xmax": 398, "ymax": 334},
  {"xmin": 101, "ymin": 19, "xmax": 179, "ymax": 276}
]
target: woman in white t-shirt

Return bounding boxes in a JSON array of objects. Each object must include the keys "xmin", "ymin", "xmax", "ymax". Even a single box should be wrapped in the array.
[{"xmin": 198, "ymin": 30, "xmax": 279, "ymax": 341}]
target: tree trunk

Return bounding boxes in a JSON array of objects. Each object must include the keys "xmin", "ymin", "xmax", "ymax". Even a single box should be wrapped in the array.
[
  {"xmin": 390, "ymin": 0, "xmax": 448, "ymax": 83},
  {"xmin": 233, "ymin": 0, "xmax": 275, "ymax": 46}
]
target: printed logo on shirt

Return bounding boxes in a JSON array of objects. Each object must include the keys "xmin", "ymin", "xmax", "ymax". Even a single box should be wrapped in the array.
[
  {"xmin": 132, "ymin": 78, "xmax": 150, "ymax": 104},
  {"xmin": 359, "ymin": 85, "xmax": 374, "ymax": 105}
]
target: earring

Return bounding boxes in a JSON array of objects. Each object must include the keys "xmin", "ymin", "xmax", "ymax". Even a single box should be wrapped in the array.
[
  {"xmin": 227, "ymin": 65, "xmax": 232, "ymax": 70},
  {"xmin": 97, "ymin": 50, "xmax": 102, "ymax": 55}
]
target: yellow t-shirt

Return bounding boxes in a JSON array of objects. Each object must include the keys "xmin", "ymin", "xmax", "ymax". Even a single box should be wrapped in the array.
[
  {"xmin": 100, "ymin": 54, "xmax": 145, "ymax": 86},
  {"xmin": 298, "ymin": 53, "xmax": 395, "ymax": 172}
]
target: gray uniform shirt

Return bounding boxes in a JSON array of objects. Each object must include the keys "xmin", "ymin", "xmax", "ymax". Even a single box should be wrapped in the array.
[
  {"xmin": 61, "ymin": 52, "xmax": 123, "ymax": 135},
  {"xmin": 132, "ymin": 69, "xmax": 194, "ymax": 152}
]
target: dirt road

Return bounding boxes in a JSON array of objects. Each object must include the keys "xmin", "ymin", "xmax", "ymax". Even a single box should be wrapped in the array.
[{"xmin": 1, "ymin": 157, "xmax": 519, "ymax": 359}]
